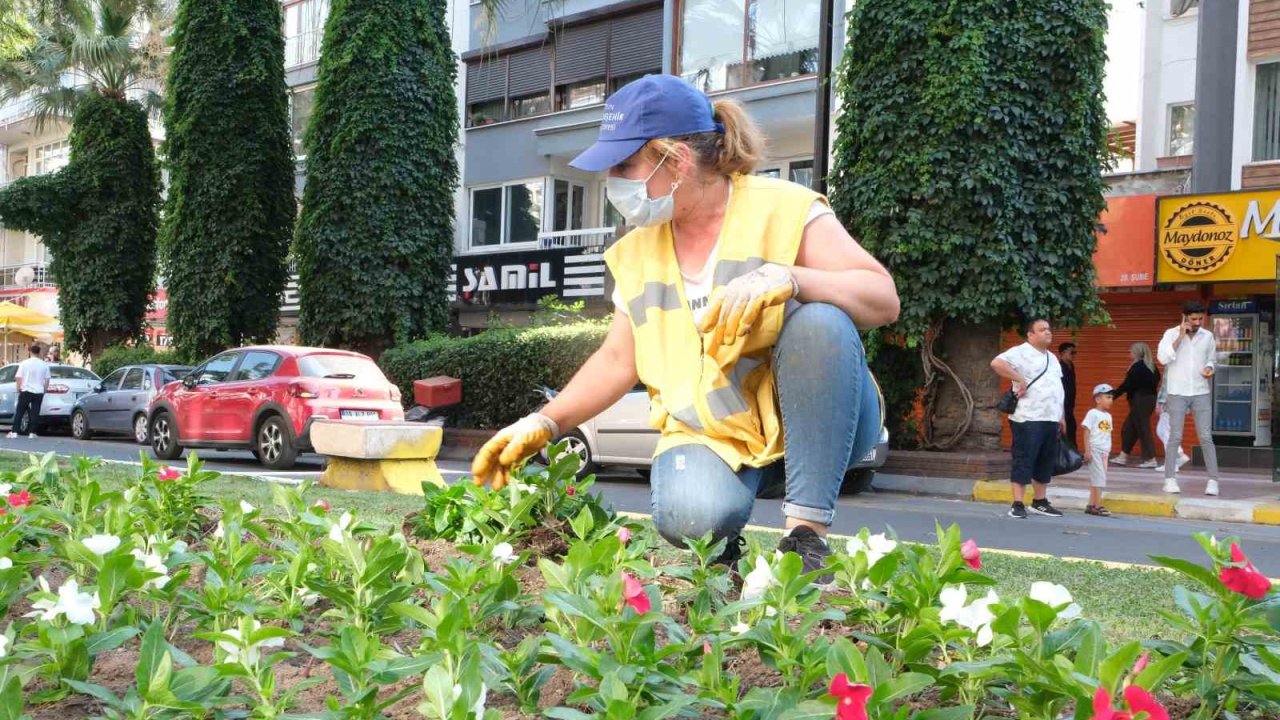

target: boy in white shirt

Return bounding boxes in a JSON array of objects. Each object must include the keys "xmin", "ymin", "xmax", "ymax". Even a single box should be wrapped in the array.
[{"xmin": 1081, "ymin": 384, "xmax": 1115, "ymax": 517}]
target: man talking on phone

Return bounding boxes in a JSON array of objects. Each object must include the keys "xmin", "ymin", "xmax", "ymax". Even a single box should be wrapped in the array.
[{"xmin": 1156, "ymin": 300, "xmax": 1218, "ymax": 495}]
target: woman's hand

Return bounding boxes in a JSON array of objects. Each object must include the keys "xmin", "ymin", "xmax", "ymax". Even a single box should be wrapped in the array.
[
  {"xmin": 698, "ymin": 263, "xmax": 797, "ymax": 345},
  {"xmin": 471, "ymin": 413, "xmax": 559, "ymax": 490}
]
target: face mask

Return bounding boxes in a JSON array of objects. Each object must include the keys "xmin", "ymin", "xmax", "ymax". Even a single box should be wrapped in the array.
[{"xmin": 606, "ymin": 153, "xmax": 681, "ymax": 227}]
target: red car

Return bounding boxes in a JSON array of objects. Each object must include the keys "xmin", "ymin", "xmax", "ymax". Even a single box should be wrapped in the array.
[{"xmin": 149, "ymin": 346, "xmax": 405, "ymax": 469}]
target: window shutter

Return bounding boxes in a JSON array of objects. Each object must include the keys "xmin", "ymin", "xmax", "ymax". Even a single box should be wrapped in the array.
[
  {"xmin": 507, "ymin": 46, "xmax": 553, "ymax": 97},
  {"xmin": 608, "ymin": 8, "xmax": 663, "ymax": 76},
  {"xmin": 554, "ymin": 23, "xmax": 609, "ymax": 85},
  {"xmin": 466, "ymin": 57, "xmax": 507, "ymax": 103}
]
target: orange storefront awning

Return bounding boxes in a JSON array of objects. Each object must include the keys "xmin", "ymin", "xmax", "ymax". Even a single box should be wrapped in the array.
[{"xmin": 1095, "ymin": 194, "xmax": 1157, "ymax": 288}]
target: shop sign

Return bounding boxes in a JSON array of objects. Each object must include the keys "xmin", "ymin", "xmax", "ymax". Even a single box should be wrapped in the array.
[
  {"xmin": 1157, "ymin": 189, "xmax": 1280, "ymax": 283},
  {"xmin": 1095, "ymin": 195, "xmax": 1156, "ymax": 287},
  {"xmin": 1209, "ymin": 299, "xmax": 1257, "ymax": 314},
  {"xmin": 450, "ymin": 248, "xmax": 607, "ymax": 307}
]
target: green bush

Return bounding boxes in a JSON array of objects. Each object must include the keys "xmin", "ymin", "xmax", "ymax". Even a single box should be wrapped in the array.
[
  {"xmin": 92, "ymin": 345, "xmax": 193, "ymax": 379},
  {"xmin": 380, "ymin": 322, "xmax": 608, "ymax": 429}
]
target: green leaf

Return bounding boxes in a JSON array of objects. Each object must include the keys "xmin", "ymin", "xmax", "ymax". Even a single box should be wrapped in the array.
[
  {"xmin": 1133, "ymin": 650, "xmax": 1189, "ymax": 691},
  {"xmin": 64, "ymin": 679, "xmax": 120, "ymax": 707},
  {"xmin": 871, "ymin": 672, "xmax": 933, "ymax": 705},
  {"xmin": 86, "ymin": 626, "xmax": 140, "ymax": 655},
  {"xmin": 1099, "ymin": 642, "xmax": 1143, "ymax": 693},
  {"xmin": 0, "ymin": 676, "xmax": 24, "ymax": 720},
  {"xmin": 912, "ymin": 708, "xmax": 976, "ymax": 720},
  {"xmin": 1150, "ymin": 556, "xmax": 1222, "ymax": 593},
  {"xmin": 136, "ymin": 621, "xmax": 166, "ymax": 696}
]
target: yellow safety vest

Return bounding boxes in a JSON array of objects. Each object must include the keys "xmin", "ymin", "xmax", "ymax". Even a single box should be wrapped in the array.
[{"xmin": 604, "ymin": 174, "xmax": 820, "ymax": 471}]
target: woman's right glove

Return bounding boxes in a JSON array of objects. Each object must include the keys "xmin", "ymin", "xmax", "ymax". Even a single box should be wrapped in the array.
[{"xmin": 471, "ymin": 413, "xmax": 560, "ymax": 490}]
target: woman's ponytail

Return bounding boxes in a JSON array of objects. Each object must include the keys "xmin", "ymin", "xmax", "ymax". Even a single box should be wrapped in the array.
[{"xmin": 710, "ymin": 99, "xmax": 763, "ymax": 176}]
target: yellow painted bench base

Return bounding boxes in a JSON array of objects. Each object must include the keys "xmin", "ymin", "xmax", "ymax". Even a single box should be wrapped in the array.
[{"xmin": 320, "ymin": 457, "xmax": 445, "ymax": 495}]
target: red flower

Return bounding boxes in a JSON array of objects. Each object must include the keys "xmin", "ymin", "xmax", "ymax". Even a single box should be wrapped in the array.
[
  {"xmin": 7, "ymin": 489, "xmax": 32, "ymax": 508},
  {"xmin": 1090, "ymin": 686, "xmax": 1169, "ymax": 720},
  {"xmin": 0, "ymin": 508, "xmax": 6, "ymax": 516},
  {"xmin": 314, "ymin": 500, "xmax": 330, "ymax": 512},
  {"xmin": 828, "ymin": 673, "xmax": 873, "ymax": 720},
  {"xmin": 1132, "ymin": 652, "xmax": 1151, "ymax": 675},
  {"xmin": 621, "ymin": 571, "xmax": 650, "ymax": 615},
  {"xmin": 565, "ymin": 485, "xmax": 576, "ymax": 497},
  {"xmin": 702, "ymin": 640, "xmax": 712, "ymax": 655},
  {"xmin": 1219, "ymin": 542, "xmax": 1272, "ymax": 600},
  {"xmin": 960, "ymin": 538, "xmax": 982, "ymax": 570},
  {"xmin": 156, "ymin": 466, "xmax": 180, "ymax": 482}
]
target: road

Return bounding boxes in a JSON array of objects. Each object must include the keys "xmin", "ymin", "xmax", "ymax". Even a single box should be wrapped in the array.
[{"xmin": 4, "ymin": 434, "xmax": 1280, "ymax": 568}]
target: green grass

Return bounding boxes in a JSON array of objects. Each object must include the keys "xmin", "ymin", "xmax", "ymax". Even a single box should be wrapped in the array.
[{"xmin": 0, "ymin": 450, "xmax": 1185, "ymax": 642}]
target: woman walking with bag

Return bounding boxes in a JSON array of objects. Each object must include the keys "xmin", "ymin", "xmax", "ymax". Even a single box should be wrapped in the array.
[{"xmin": 1112, "ymin": 342, "xmax": 1160, "ymax": 468}]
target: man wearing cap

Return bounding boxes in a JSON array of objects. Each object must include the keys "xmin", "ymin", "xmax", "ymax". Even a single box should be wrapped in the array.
[{"xmin": 470, "ymin": 75, "xmax": 900, "ymax": 577}]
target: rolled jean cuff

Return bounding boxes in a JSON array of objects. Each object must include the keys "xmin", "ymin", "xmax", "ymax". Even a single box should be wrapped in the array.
[{"xmin": 782, "ymin": 501, "xmax": 834, "ymax": 525}]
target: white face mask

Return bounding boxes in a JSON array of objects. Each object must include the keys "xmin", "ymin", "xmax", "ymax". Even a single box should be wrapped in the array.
[{"xmin": 605, "ymin": 153, "xmax": 681, "ymax": 227}]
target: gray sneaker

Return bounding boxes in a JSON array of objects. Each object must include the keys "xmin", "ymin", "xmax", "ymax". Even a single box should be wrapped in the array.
[{"xmin": 777, "ymin": 526, "xmax": 833, "ymax": 584}]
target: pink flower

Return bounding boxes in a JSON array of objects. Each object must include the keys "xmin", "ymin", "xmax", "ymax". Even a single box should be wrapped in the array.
[
  {"xmin": 565, "ymin": 485, "xmax": 576, "ymax": 497},
  {"xmin": 828, "ymin": 673, "xmax": 873, "ymax": 720},
  {"xmin": 314, "ymin": 500, "xmax": 330, "ymax": 512},
  {"xmin": 617, "ymin": 527, "xmax": 631, "ymax": 544},
  {"xmin": 7, "ymin": 489, "xmax": 32, "ymax": 508},
  {"xmin": 702, "ymin": 640, "xmax": 712, "ymax": 655},
  {"xmin": 1090, "ymin": 686, "xmax": 1169, "ymax": 720},
  {"xmin": 156, "ymin": 467, "xmax": 180, "ymax": 482},
  {"xmin": 1132, "ymin": 652, "xmax": 1151, "ymax": 675},
  {"xmin": 1219, "ymin": 542, "xmax": 1272, "ymax": 600},
  {"xmin": 621, "ymin": 571, "xmax": 650, "ymax": 615},
  {"xmin": 961, "ymin": 539, "xmax": 982, "ymax": 570}
]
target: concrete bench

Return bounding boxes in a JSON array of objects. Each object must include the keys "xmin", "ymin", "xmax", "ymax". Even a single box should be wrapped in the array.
[{"xmin": 311, "ymin": 420, "xmax": 447, "ymax": 495}]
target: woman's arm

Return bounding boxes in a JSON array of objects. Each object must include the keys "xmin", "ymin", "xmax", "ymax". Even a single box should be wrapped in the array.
[
  {"xmin": 791, "ymin": 214, "xmax": 900, "ymax": 329},
  {"xmin": 540, "ymin": 309, "xmax": 640, "ymax": 432},
  {"xmin": 1113, "ymin": 363, "xmax": 1138, "ymax": 400}
]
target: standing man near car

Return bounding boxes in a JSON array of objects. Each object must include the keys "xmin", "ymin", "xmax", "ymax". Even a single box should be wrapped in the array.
[
  {"xmin": 1157, "ymin": 300, "xmax": 1219, "ymax": 496},
  {"xmin": 8, "ymin": 343, "xmax": 50, "ymax": 439},
  {"xmin": 990, "ymin": 318, "xmax": 1067, "ymax": 519}
]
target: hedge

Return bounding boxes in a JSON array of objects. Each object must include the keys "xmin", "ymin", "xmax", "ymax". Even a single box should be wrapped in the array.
[
  {"xmin": 92, "ymin": 345, "xmax": 194, "ymax": 379},
  {"xmin": 380, "ymin": 322, "xmax": 608, "ymax": 429}
]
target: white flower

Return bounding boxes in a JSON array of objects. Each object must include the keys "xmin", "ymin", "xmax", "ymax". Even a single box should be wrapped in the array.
[
  {"xmin": 939, "ymin": 585, "xmax": 969, "ymax": 624},
  {"xmin": 513, "ymin": 483, "xmax": 537, "ymax": 493},
  {"xmin": 939, "ymin": 585, "xmax": 999, "ymax": 647},
  {"xmin": 217, "ymin": 619, "xmax": 284, "ymax": 667},
  {"xmin": 764, "ymin": 605, "xmax": 778, "ymax": 618},
  {"xmin": 451, "ymin": 683, "xmax": 487, "ymax": 716},
  {"xmin": 731, "ymin": 622, "xmax": 751, "ymax": 634},
  {"xmin": 491, "ymin": 542, "xmax": 517, "ymax": 565},
  {"xmin": 0, "ymin": 634, "xmax": 8, "ymax": 658},
  {"xmin": 847, "ymin": 533, "xmax": 897, "ymax": 567},
  {"xmin": 55, "ymin": 578, "xmax": 100, "ymax": 626},
  {"xmin": 0, "ymin": 483, "xmax": 10, "ymax": 496},
  {"xmin": 1029, "ymin": 581, "xmax": 1082, "ymax": 620},
  {"xmin": 239, "ymin": 500, "xmax": 255, "ymax": 515},
  {"xmin": 0, "ymin": 556, "xmax": 12, "ymax": 570},
  {"xmin": 328, "ymin": 512, "xmax": 354, "ymax": 543},
  {"xmin": 742, "ymin": 556, "xmax": 777, "ymax": 601},
  {"xmin": 82, "ymin": 534, "xmax": 121, "ymax": 556},
  {"xmin": 213, "ymin": 521, "xmax": 225, "ymax": 540},
  {"xmin": 131, "ymin": 549, "xmax": 170, "ymax": 589},
  {"xmin": 25, "ymin": 576, "xmax": 58, "ymax": 621},
  {"xmin": 299, "ymin": 589, "xmax": 319, "ymax": 607}
]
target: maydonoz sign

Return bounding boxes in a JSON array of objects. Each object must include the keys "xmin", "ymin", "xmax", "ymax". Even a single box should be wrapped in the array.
[{"xmin": 1157, "ymin": 189, "xmax": 1280, "ymax": 283}]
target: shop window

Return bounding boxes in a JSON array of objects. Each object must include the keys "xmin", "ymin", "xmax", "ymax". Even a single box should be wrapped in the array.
[
  {"xmin": 679, "ymin": 0, "xmax": 819, "ymax": 92},
  {"xmin": 290, "ymin": 86, "xmax": 316, "ymax": 160},
  {"xmin": 468, "ymin": 99, "xmax": 505, "ymax": 127},
  {"xmin": 1168, "ymin": 103, "xmax": 1194, "ymax": 157},
  {"xmin": 468, "ymin": 180, "xmax": 546, "ymax": 250},
  {"xmin": 285, "ymin": 0, "xmax": 330, "ymax": 68},
  {"xmin": 1254, "ymin": 63, "xmax": 1280, "ymax": 161},
  {"xmin": 553, "ymin": 179, "xmax": 586, "ymax": 232},
  {"xmin": 558, "ymin": 79, "xmax": 607, "ymax": 111},
  {"xmin": 511, "ymin": 92, "xmax": 552, "ymax": 119}
]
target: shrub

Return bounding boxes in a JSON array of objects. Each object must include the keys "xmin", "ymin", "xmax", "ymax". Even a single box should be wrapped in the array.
[
  {"xmin": 92, "ymin": 345, "xmax": 192, "ymax": 379},
  {"xmin": 380, "ymin": 322, "xmax": 608, "ymax": 429}
]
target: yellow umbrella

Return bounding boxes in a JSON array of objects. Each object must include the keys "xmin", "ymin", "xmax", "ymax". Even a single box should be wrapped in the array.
[{"xmin": 0, "ymin": 301, "xmax": 56, "ymax": 365}]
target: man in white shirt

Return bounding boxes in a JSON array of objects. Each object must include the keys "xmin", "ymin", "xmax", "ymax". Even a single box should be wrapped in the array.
[
  {"xmin": 9, "ymin": 343, "xmax": 50, "ymax": 439},
  {"xmin": 991, "ymin": 318, "xmax": 1067, "ymax": 519},
  {"xmin": 1156, "ymin": 300, "xmax": 1218, "ymax": 496}
]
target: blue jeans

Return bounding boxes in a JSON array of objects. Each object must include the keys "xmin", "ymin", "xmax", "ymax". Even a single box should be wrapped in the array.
[{"xmin": 649, "ymin": 303, "xmax": 880, "ymax": 548}]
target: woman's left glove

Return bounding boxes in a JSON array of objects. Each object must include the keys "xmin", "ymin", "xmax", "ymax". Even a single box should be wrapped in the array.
[
  {"xmin": 698, "ymin": 263, "xmax": 798, "ymax": 345},
  {"xmin": 471, "ymin": 413, "xmax": 559, "ymax": 490}
]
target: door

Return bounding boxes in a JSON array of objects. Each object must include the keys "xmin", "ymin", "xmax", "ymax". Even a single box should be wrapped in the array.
[
  {"xmin": 82, "ymin": 368, "xmax": 127, "ymax": 428},
  {"xmin": 0, "ymin": 365, "xmax": 16, "ymax": 420},
  {"xmin": 105, "ymin": 368, "xmax": 146, "ymax": 432},
  {"xmin": 175, "ymin": 352, "xmax": 241, "ymax": 442},
  {"xmin": 220, "ymin": 350, "xmax": 282, "ymax": 443},
  {"xmin": 591, "ymin": 386, "xmax": 660, "ymax": 464}
]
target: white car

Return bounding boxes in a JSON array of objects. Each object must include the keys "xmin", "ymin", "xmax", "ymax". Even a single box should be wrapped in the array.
[
  {"xmin": 538, "ymin": 384, "xmax": 890, "ymax": 494},
  {"xmin": 0, "ymin": 363, "xmax": 102, "ymax": 434}
]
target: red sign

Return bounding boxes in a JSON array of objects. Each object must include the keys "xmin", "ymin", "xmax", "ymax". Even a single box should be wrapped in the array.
[{"xmin": 1095, "ymin": 195, "xmax": 1156, "ymax": 288}]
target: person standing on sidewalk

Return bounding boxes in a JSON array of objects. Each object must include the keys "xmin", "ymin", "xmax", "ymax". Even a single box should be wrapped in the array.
[
  {"xmin": 8, "ymin": 343, "xmax": 50, "ymax": 439},
  {"xmin": 991, "ymin": 318, "xmax": 1066, "ymax": 519},
  {"xmin": 1059, "ymin": 342, "xmax": 1078, "ymax": 448},
  {"xmin": 1156, "ymin": 374, "xmax": 1192, "ymax": 473},
  {"xmin": 1157, "ymin": 300, "xmax": 1219, "ymax": 496},
  {"xmin": 1113, "ymin": 342, "xmax": 1160, "ymax": 468},
  {"xmin": 1081, "ymin": 384, "xmax": 1116, "ymax": 516}
]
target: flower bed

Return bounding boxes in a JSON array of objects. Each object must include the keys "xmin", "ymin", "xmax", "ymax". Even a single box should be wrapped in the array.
[{"xmin": 0, "ymin": 448, "xmax": 1277, "ymax": 719}]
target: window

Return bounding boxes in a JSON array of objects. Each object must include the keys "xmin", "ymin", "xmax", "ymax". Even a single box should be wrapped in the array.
[
  {"xmin": 680, "ymin": 0, "xmax": 819, "ymax": 92},
  {"xmin": 0, "ymin": 366, "xmax": 15, "ymax": 384},
  {"xmin": 99, "ymin": 368, "xmax": 128, "ymax": 391},
  {"xmin": 469, "ymin": 180, "xmax": 545, "ymax": 249},
  {"xmin": 603, "ymin": 190, "xmax": 625, "ymax": 229},
  {"xmin": 299, "ymin": 354, "xmax": 387, "ymax": 382},
  {"xmin": 120, "ymin": 369, "xmax": 144, "ymax": 391},
  {"xmin": 233, "ymin": 351, "xmax": 280, "ymax": 381},
  {"xmin": 32, "ymin": 140, "xmax": 70, "ymax": 175},
  {"xmin": 511, "ymin": 92, "xmax": 552, "ymax": 119},
  {"xmin": 610, "ymin": 72, "xmax": 657, "ymax": 94},
  {"xmin": 50, "ymin": 367, "xmax": 98, "ymax": 381},
  {"xmin": 1170, "ymin": 0, "xmax": 1198, "ymax": 17},
  {"xmin": 1255, "ymin": 64, "xmax": 1280, "ymax": 161},
  {"xmin": 553, "ymin": 180, "xmax": 586, "ymax": 232},
  {"xmin": 291, "ymin": 86, "xmax": 316, "ymax": 160},
  {"xmin": 195, "ymin": 353, "xmax": 240, "ymax": 385},
  {"xmin": 161, "ymin": 367, "xmax": 191, "ymax": 385},
  {"xmin": 1168, "ymin": 104, "xmax": 1195, "ymax": 157},
  {"xmin": 285, "ymin": 0, "xmax": 330, "ymax": 67},
  {"xmin": 470, "ymin": 187, "xmax": 503, "ymax": 247},
  {"xmin": 558, "ymin": 79, "xmax": 607, "ymax": 111},
  {"xmin": 755, "ymin": 168, "xmax": 782, "ymax": 179},
  {"xmin": 468, "ymin": 99, "xmax": 505, "ymax": 127},
  {"xmin": 789, "ymin": 159, "xmax": 814, "ymax": 188},
  {"xmin": 505, "ymin": 181, "xmax": 543, "ymax": 243}
]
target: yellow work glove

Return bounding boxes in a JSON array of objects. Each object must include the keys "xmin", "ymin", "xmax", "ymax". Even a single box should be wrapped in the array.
[
  {"xmin": 698, "ymin": 263, "xmax": 799, "ymax": 346},
  {"xmin": 471, "ymin": 413, "xmax": 559, "ymax": 490}
]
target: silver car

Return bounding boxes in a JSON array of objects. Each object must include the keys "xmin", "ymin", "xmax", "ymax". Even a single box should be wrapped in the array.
[
  {"xmin": 0, "ymin": 363, "xmax": 102, "ymax": 434},
  {"xmin": 538, "ymin": 384, "xmax": 891, "ymax": 495},
  {"xmin": 71, "ymin": 364, "xmax": 192, "ymax": 444}
]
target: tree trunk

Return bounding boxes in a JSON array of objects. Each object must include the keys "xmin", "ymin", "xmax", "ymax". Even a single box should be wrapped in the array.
[{"xmin": 931, "ymin": 319, "xmax": 1004, "ymax": 450}]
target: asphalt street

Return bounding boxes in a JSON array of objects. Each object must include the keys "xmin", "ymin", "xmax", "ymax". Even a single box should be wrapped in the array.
[{"xmin": 4, "ymin": 434, "xmax": 1279, "ymax": 569}]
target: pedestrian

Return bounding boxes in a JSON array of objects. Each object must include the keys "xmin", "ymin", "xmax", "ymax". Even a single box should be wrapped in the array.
[
  {"xmin": 1059, "ymin": 342, "xmax": 1078, "ymax": 448},
  {"xmin": 1112, "ymin": 342, "xmax": 1160, "ymax": 468},
  {"xmin": 1081, "ymin": 384, "xmax": 1116, "ymax": 516},
  {"xmin": 990, "ymin": 318, "xmax": 1067, "ymax": 519},
  {"xmin": 48, "ymin": 345, "xmax": 60, "ymax": 364},
  {"xmin": 1155, "ymin": 373, "xmax": 1192, "ymax": 473},
  {"xmin": 8, "ymin": 343, "xmax": 50, "ymax": 439},
  {"xmin": 469, "ymin": 75, "xmax": 900, "ymax": 575},
  {"xmin": 1157, "ymin": 300, "xmax": 1218, "ymax": 495}
]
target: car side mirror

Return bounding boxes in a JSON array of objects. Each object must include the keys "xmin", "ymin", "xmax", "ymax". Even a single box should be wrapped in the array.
[
  {"xmin": 94, "ymin": 384, "xmax": 104, "ymax": 393},
  {"xmin": 182, "ymin": 375, "xmax": 197, "ymax": 389}
]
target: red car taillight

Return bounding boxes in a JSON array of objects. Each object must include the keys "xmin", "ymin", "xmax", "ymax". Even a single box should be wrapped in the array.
[
  {"xmin": 289, "ymin": 383, "xmax": 318, "ymax": 399},
  {"xmin": 46, "ymin": 384, "xmax": 70, "ymax": 394}
]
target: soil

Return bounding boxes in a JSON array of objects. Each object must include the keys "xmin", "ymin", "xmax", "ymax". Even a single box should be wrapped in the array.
[{"xmin": 522, "ymin": 521, "xmax": 570, "ymax": 559}]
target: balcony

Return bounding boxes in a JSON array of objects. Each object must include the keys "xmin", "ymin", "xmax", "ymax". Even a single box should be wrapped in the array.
[
  {"xmin": 0, "ymin": 262, "xmax": 53, "ymax": 290},
  {"xmin": 536, "ymin": 227, "xmax": 617, "ymax": 251}
]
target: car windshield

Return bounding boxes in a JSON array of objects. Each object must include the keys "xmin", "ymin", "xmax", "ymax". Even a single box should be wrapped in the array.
[
  {"xmin": 51, "ymin": 366, "xmax": 99, "ymax": 381},
  {"xmin": 297, "ymin": 354, "xmax": 386, "ymax": 383}
]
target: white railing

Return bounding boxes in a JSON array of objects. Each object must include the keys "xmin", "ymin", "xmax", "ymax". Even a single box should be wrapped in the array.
[
  {"xmin": 537, "ymin": 227, "xmax": 618, "ymax": 251},
  {"xmin": 0, "ymin": 262, "xmax": 53, "ymax": 289},
  {"xmin": 0, "ymin": 91, "xmax": 37, "ymax": 127}
]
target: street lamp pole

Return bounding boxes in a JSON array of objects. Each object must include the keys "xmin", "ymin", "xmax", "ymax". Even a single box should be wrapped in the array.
[{"xmin": 811, "ymin": 0, "xmax": 835, "ymax": 194}]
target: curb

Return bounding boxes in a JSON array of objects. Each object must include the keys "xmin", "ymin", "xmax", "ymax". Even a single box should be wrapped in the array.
[{"xmin": 970, "ymin": 479, "xmax": 1275, "ymax": 525}]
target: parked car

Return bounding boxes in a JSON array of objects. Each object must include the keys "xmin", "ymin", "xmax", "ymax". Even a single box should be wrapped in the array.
[
  {"xmin": 537, "ymin": 384, "xmax": 890, "ymax": 494},
  {"xmin": 148, "ymin": 346, "xmax": 404, "ymax": 470},
  {"xmin": 0, "ymin": 363, "xmax": 102, "ymax": 434},
  {"xmin": 71, "ymin": 364, "xmax": 193, "ymax": 444}
]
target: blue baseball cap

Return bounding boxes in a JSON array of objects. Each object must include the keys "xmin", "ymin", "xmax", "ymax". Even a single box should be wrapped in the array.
[{"xmin": 569, "ymin": 74, "xmax": 724, "ymax": 172}]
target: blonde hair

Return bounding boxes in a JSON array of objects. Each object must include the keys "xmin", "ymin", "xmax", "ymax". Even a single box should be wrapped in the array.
[
  {"xmin": 641, "ymin": 99, "xmax": 764, "ymax": 176},
  {"xmin": 1131, "ymin": 342, "xmax": 1154, "ymax": 372}
]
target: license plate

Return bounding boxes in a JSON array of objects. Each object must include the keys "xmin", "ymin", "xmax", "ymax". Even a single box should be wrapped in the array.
[{"xmin": 341, "ymin": 410, "xmax": 379, "ymax": 420}]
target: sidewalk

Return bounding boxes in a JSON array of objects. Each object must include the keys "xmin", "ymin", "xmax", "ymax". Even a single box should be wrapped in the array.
[{"xmin": 875, "ymin": 460, "xmax": 1280, "ymax": 526}]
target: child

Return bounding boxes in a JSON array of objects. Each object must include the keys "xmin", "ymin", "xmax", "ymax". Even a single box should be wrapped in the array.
[{"xmin": 1081, "ymin": 384, "xmax": 1115, "ymax": 516}]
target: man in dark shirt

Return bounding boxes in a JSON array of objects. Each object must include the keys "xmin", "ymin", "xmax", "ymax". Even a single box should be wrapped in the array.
[{"xmin": 1059, "ymin": 342, "xmax": 1078, "ymax": 448}]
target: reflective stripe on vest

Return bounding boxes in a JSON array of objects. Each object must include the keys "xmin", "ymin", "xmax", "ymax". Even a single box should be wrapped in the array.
[{"xmin": 628, "ymin": 282, "xmax": 682, "ymax": 328}]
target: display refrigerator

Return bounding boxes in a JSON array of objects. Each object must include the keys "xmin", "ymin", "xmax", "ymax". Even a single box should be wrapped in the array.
[{"xmin": 1211, "ymin": 313, "xmax": 1263, "ymax": 439}]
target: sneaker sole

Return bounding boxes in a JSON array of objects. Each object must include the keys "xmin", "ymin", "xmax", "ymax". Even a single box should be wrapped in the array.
[
  {"xmin": 1029, "ymin": 507, "xmax": 1063, "ymax": 517},
  {"xmin": 1007, "ymin": 510, "xmax": 1028, "ymax": 519}
]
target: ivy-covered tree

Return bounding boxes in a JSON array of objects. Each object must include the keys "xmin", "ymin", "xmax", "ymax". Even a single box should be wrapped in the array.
[
  {"xmin": 161, "ymin": 0, "xmax": 294, "ymax": 358},
  {"xmin": 294, "ymin": 0, "xmax": 459, "ymax": 357},
  {"xmin": 831, "ymin": 0, "xmax": 1109, "ymax": 449}
]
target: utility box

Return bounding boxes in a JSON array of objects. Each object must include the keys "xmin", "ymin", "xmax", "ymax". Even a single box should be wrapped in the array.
[{"xmin": 414, "ymin": 375, "xmax": 461, "ymax": 408}]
